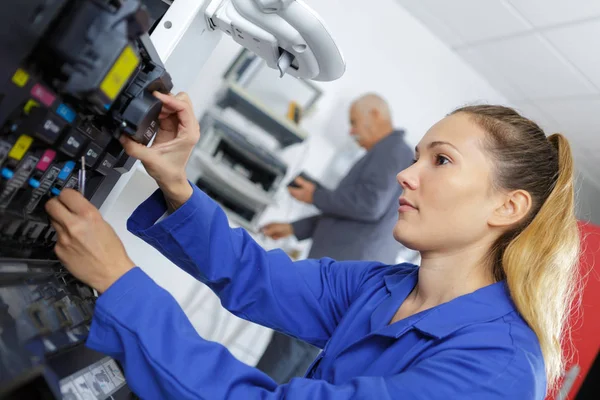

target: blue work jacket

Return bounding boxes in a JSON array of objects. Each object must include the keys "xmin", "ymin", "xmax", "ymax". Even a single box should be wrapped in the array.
[{"xmin": 86, "ymin": 185, "xmax": 547, "ymax": 399}]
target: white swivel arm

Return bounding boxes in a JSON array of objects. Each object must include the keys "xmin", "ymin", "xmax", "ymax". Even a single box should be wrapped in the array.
[{"xmin": 205, "ymin": 0, "xmax": 346, "ymax": 81}]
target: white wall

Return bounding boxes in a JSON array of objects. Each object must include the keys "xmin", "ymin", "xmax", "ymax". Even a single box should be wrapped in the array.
[
  {"xmin": 576, "ymin": 172, "xmax": 600, "ymax": 226},
  {"xmin": 189, "ymin": 0, "xmax": 508, "ymax": 150}
]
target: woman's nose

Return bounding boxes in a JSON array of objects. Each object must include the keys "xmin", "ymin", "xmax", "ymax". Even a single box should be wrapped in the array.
[{"xmin": 397, "ymin": 167, "xmax": 417, "ymax": 190}]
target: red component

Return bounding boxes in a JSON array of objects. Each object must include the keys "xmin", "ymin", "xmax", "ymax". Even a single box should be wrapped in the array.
[
  {"xmin": 547, "ymin": 221, "xmax": 600, "ymax": 399},
  {"xmin": 36, "ymin": 149, "xmax": 57, "ymax": 172},
  {"xmin": 30, "ymin": 83, "xmax": 56, "ymax": 107}
]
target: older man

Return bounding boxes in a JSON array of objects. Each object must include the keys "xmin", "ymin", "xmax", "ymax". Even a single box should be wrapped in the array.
[{"xmin": 256, "ymin": 93, "xmax": 414, "ymax": 383}]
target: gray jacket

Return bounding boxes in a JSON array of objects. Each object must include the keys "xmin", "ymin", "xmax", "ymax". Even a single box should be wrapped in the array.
[{"xmin": 292, "ymin": 130, "xmax": 413, "ymax": 264}]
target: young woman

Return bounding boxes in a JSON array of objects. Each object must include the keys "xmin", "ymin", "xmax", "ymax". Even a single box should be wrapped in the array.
[{"xmin": 46, "ymin": 92, "xmax": 580, "ymax": 399}]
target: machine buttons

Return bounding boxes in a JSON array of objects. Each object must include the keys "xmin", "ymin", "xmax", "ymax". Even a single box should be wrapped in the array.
[
  {"xmin": 28, "ymin": 178, "xmax": 41, "ymax": 188},
  {"xmin": 12, "ymin": 69, "xmax": 30, "ymax": 87},
  {"xmin": 50, "ymin": 175, "xmax": 79, "ymax": 197},
  {"xmin": 30, "ymin": 83, "xmax": 56, "ymax": 107},
  {"xmin": 55, "ymin": 103, "xmax": 76, "ymax": 123},
  {"xmin": 50, "ymin": 172, "xmax": 78, "ymax": 196},
  {"xmin": 8, "ymin": 135, "xmax": 33, "ymax": 161},
  {"xmin": 23, "ymin": 99, "xmax": 40, "ymax": 114},
  {"xmin": 0, "ymin": 154, "xmax": 39, "ymax": 208},
  {"xmin": 36, "ymin": 150, "xmax": 57, "ymax": 172},
  {"xmin": 95, "ymin": 153, "xmax": 116, "ymax": 175},
  {"xmin": 79, "ymin": 124, "xmax": 111, "ymax": 148},
  {"xmin": 38, "ymin": 113, "xmax": 66, "ymax": 144},
  {"xmin": 57, "ymin": 161, "xmax": 76, "ymax": 182},
  {"xmin": 58, "ymin": 130, "xmax": 88, "ymax": 157},
  {"xmin": 82, "ymin": 142, "xmax": 103, "ymax": 168},
  {"xmin": 64, "ymin": 175, "xmax": 78, "ymax": 190},
  {"xmin": 1, "ymin": 168, "xmax": 14, "ymax": 180},
  {"xmin": 25, "ymin": 165, "xmax": 62, "ymax": 214},
  {"xmin": 24, "ymin": 107, "xmax": 66, "ymax": 145}
]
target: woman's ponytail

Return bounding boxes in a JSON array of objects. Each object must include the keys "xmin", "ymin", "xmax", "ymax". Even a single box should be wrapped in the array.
[
  {"xmin": 453, "ymin": 105, "xmax": 582, "ymax": 393},
  {"xmin": 501, "ymin": 133, "xmax": 580, "ymax": 388}
]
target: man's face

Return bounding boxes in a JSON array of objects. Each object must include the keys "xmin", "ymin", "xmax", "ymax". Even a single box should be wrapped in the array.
[{"xmin": 349, "ymin": 105, "xmax": 372, "ymax": 149}]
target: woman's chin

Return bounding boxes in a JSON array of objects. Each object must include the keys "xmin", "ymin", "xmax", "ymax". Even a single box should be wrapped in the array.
[{"xmin": 393, "ymin": 222, "xmax": 419, "ymax": 251}]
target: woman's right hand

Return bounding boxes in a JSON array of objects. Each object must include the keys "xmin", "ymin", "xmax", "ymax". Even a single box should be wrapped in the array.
[
  {"xmin": 120, "ymin": 91, "xmax": 200, "ymax": 209},
  {"xmin": 261, "ymin": 223, "xmax": 294, "ymax": 240}
]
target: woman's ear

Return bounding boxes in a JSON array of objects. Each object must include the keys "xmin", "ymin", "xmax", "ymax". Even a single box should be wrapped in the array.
[{"xmin": 488, "ymin": 190, "xmax": 532, "ymax": 228}]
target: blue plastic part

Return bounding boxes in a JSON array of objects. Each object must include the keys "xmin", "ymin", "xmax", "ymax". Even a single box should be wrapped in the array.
[
  {"xmin": 58, "ymin": 161, "xmax": 75, "ymax": 181},
  {"xmin": 56, "ymin": 103, "xmax": 76, "ymax": 123},
  {"xmin": 29, "ymin": 178, "xmax": 40, "ymax": 188},
  {"xmin": 1, "ymin": 168, "xmax": 14, "ymax": 180},
  {"xmin": 51, "ymin": 187, "xmax": 61, "ymax": 196}
]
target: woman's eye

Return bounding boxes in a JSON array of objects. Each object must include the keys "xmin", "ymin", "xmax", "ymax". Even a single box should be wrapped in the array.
[{"xmin": 435, "ymin": 155, "xmax": 450, "ymax": 165}]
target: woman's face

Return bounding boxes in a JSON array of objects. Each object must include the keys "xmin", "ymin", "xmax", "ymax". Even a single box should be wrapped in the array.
[{"xmin": 393, "ymin": 113, "xmax": 502, "ymax": 252}]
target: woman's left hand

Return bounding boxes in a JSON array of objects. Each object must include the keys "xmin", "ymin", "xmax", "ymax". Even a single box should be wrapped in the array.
[{"xmin": 45, "ymin": 189, "xmax": 135, "ymax": 293}]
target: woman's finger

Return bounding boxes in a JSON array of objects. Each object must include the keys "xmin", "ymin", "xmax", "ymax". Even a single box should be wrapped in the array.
[
  {"xmin": 119, "ymin": 135, "xmax": 153, "ymax": 160},
  {"xmin": 153, "ymin": 91, "xmax": 196, "ymax": 131},
  {"xmin": 49, "ymin": 217, "xmax": 66, "ymax": 236},
  {"xmin": 57, "ymin": 189, "xmax": 93, "ymax": 216},
  {"xmin": 45, "ymin": 197, "xmax": 75, "ymax": 227}
]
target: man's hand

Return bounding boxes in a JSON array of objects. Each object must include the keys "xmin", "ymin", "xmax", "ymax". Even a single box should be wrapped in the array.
[
  {"xmin": 288, "ymin": 177, "xmax": 316, "ymax": 204},
  {"xmin": 120, "ymin": 91, "xmax": 200, "ymax": 210},
  {"xmin": 261, "ymin": 223, "xmax": 294, "ymax": 240},
  {"xmin": 45, "ymin": 189, "xmax": 135, "ymax": 293}
]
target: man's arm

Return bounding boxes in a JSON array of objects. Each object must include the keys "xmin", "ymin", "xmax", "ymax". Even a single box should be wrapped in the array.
[
  {"xmin": 291, "ymin": 215, "xmax": 320, "ymax": 240},
  {"xmin": 312, "ymin": 144, "xmax": 412, "ymax": 222}
]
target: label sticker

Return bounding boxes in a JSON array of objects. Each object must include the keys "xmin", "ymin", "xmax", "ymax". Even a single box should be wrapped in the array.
[
  {"xmin": 56, "ymin": 103, "xmax": 76, "ymax": 123},
  {"xmin": 30, "ymin": 83, "xmax": 56, "ymax": 107},
  {"xmin": 58, "ymin": 161, "xmax": 76, "ymax": 181},
  {"xmin": 8, "ymin": 135, "xmax": 33, "ymax": 161},
  {"xmin": 36, "ymin": 149, "xmax": 57, "ymax": 172},
  {"xmin": 100, "ymin": 45, "xmax": 140, "ymax": 101}
]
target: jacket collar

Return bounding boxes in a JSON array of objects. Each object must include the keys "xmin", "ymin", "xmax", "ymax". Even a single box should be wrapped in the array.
[
  {"xmin": 369, "ymin": 129, "xmax": 405, "ymax": 152},
  {"xmin": 382, "ymin": 267, "xmax": 517, "ymax": 340}
]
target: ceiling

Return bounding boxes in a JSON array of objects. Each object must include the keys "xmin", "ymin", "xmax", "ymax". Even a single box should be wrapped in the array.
[{"xmin": 396, "ymin": 0, "xmax": 600, "ymax": 188}]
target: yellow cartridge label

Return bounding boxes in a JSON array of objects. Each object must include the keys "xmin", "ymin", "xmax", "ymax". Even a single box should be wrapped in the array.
[
  {"xmin": 100, "ymin": 45, "xmax": 140, "ymax": 101},
  {"xmin": 12, "ymin": 68, "xmax": 30, "ymax": 87},
  {"xmin": 9, "ymin": 135, "xmax": 34, "ymax": 161}
]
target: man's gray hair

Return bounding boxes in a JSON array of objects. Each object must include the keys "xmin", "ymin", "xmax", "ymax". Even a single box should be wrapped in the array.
[{"xmin": 352, "ymin": 93, "xmax": 392, "ymax": 122}]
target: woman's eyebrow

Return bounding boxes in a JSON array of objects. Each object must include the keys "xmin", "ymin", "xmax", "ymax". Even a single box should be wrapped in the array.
[{"xmin": 415, "ymin": 141, "xmax": 460, "ymax": 154}]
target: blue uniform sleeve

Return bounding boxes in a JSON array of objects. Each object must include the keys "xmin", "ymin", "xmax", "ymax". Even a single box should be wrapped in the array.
[
  {"xmin": 126, "ymin": 184, "xmax": 385, "ymax": 348},
  {"xmin": 87, "ymin": 268, "xmax": 538, "ymax": 400}
]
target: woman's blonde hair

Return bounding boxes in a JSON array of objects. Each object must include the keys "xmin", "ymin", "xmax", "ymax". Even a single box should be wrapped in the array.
[{"xmin": 452, "ymin": 105, "xmax": 580, "ymax": 391}]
